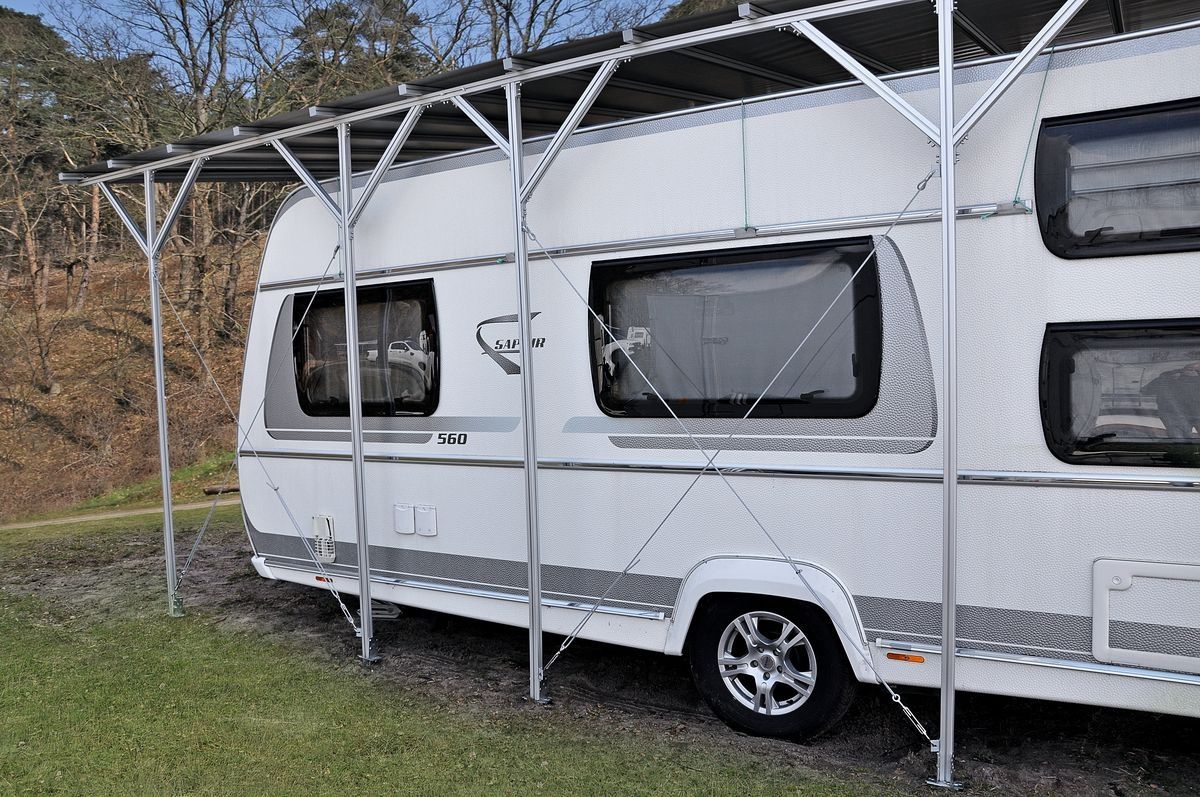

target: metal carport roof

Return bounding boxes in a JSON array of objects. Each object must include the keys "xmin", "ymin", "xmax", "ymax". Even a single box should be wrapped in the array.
[{"xmin": 60, "ymin": 0, "xmax": 1200, "ymax": 185}]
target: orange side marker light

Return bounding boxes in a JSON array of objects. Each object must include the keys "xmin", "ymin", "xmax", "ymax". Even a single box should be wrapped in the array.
[{"xmin": 886, "ymin": 652, "xmax": 925, "ymax": 663}]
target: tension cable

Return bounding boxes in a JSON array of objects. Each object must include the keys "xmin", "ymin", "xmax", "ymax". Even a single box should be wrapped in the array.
[
  {"xmin": 154, "ymin": 244, "xmax": 359, "ymax": 632},
  {"xmin": 529, "ymin": 167, "xmax": 937, "ymax": 746}
]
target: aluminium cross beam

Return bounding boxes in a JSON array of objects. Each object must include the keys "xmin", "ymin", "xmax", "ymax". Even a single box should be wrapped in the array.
[
  {"xmin": 452, "ymin": 60, "xmax": 618, "ymax": 703},
  {"xmin": 272, "ymin": 106, "xmax": 423, "ymax": 664},
  {"xmin": 766, "ymin": 0, "xmax": 1089, "ymax": 786},
  {"xmin": 927, "ymin": 0, "xmax": 1087, "ymax": 787},
  {"xmin": 931, "ymin": 0, "xmax": 960, "ymax": 788},
  {"xmin": 98, "ymin": 157, "xmax": 205, "ymax": 618}
]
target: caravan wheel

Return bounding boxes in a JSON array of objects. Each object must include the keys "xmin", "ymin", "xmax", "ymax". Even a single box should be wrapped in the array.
[{"xmin": 687, "ymin": 596, "xmax": 855, "ymax": 740}]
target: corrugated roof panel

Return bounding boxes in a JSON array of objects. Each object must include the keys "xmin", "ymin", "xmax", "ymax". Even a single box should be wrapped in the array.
[{"xmin": 60, "ymin": 0, "xmax": 1200, "ymax": 185}]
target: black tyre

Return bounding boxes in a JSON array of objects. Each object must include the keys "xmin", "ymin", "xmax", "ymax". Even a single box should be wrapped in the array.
[{"xmin": 687, "ymin": 595, "xmax": 856, "ymax": 740}]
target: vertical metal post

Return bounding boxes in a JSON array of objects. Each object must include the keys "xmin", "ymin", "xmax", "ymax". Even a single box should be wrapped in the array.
[
  {"xmin": 932, "ymin": 0, "xmax": 960, "ymax": 789},
  {"xmin": 143, "ymin": 171, "xmax": 183, "ymax": 618},
  {"xmin": 506, "ymin": 82, "xmax": 546, "ymax": 703},
  {"xmin": 337, "ymin": 123, "xmax": 377, "ymax": 663}
]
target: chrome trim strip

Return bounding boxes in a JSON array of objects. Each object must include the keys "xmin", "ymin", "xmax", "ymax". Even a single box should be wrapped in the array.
[
  {"xmin": 266, "ymin": 559, "xmax": 666, "ymax": 620},
  {"xmin": 869, "ymin": 629, "xmax": 1090, "ymax": 659},
  {"xmin": 875, "ymin": 638, "xmax": 1200, "ymax": 687},
  {"xmin": 258, "ymin": 202, "xmax": 1025, "ymax": 292},
  {"xmin": 238, "ymin": 448, "xmax": 1200, "ymax": 490},
  {"xmin": 260, "ymin": 252, "xmax": 513, "ymax": 292},
  {"xmin": 960, "ymin": 469, "xmax": 1200, "ymax": 491}
]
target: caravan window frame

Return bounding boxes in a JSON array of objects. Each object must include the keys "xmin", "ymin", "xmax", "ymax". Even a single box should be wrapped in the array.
[
  {"xmin": 291, "ymin": 278, "xmax": 440, "ymax": 418},
  {"xmin": 1039, "ymin": 318, "xmax": 1200, "ymax": 467},
  {"xmin": 586, "ymin": 238, "xmax": 884, "ymax": 420},
  {"xmin": 1034, "ymin": 96, "xmax": 1200, "ymax": 259}
]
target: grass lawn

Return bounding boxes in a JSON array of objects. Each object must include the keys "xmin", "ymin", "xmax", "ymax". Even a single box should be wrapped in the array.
[{"xmin": 0, "ymin": 514, "xmax": 893, "ymax": 797}]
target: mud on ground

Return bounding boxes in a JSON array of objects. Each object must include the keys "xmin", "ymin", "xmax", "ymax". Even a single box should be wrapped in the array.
[{"xmin": 4, "ymin": 519, "xmax": 1198, "ymax": 796}]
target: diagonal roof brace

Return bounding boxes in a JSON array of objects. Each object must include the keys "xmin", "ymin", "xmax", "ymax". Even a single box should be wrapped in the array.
[
  {"xmin": 348, "ymin": 105, "xmax": 426, "ymax": 227},
  {"xmin": 96, "ymin": 158, "xmax": 205, "ymax": 257},
  {"xmin": 98, "ymin": 183, "xmax": 149, "ymax": 254},
  {"xmin": 520, "ymin": 59, "xmax": 621, "ymax": 203},
  {"xmin": 153, "ymin": 158, "xmax": 205, "ymax": 256},
  {"xmin": 273, "ymin": 139, "xmax": 341, "ymax": 221},
  {"xmin": 954, "ymin": 0, "xmax": 1089, "ymax": 144},
  {"xmin": 791, "ymin": 20, "xmax": 939, "ymax": 143},
  {"xmin": 450, "ymin": 96, "xmax": 511, "ymax": 157}
]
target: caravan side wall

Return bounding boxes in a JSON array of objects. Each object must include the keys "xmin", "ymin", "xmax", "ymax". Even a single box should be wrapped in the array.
[{"xmin": 238, "ymin": 27, "xmax": 1200, "ymax": 717}]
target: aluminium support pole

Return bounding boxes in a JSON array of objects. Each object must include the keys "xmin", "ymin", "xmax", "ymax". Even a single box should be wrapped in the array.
[
  {"xmin": 506, "ymin": 82, "xmax": 547, "ymax": 703},
  {"xmin": 337, "ymin": 123, "xmax": 378, "ymax": 663},
  {"xmin": 932, "ymin": 0, "xmax": 960, "ymax": 789},
  {"xmin": 143, "ymin": 171, "xmax": 183, "ymax": 618}
]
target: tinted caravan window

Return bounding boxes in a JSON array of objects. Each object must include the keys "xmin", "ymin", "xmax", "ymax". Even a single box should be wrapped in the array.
[
  {"xmin": 1035, "ymin": 98, "xmax": 1200, "ymax": 258},
  {"xmin": 589, "ymin": 239, "xmax": 882, "ymax": 419},
  {"xmin": 293, "ymin": 280, "xmax": 438, "ymax": 417},
  {"xmin": 1040, "ymin": 319, "xmax": 1200, "ymax": 466}
]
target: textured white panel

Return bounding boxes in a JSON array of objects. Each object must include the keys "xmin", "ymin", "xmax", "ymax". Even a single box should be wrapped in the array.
[{"xmin": 1111, "ymin": 576, "xmax": 1200, "ymax": 630}]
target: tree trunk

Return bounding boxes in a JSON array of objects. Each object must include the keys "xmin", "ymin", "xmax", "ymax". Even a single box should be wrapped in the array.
[
  {"xmin": 219, "ymin": 255, "xmax": 240, "ymax": 341},
  {"xmin": 72, "ymin": 184, "xmax": 99, "ymax": 312},
  {"xmin": 195, "ymin": 190, "xmax": 214, "ymax": 355}
]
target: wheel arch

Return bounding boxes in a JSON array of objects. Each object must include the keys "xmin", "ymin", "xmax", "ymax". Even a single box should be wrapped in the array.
[{"xmin": 665, "ymin": 556, "xmax": 877, "ymax": 684}]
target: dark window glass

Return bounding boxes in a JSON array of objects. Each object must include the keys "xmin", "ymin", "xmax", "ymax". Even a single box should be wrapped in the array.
[
  {"xmin": 1040, "ymin": 319, "xmax": 1200, "ymax": 467},
  {"xmin": 1035, "ymin": 97, "xmax": 1200, "ymax": 259},
  {"xmin": 588, "ymin": 239, "xmax": 882, "ymax": 419},
  {"xmin": 293, "ymin": 280, "xmax": 439, "ymax": 417}
]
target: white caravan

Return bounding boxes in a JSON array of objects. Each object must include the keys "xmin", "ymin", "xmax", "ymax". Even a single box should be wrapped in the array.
[{"xmin": 237, "ymin": 24, "xmax": 1200, "ymax": 738}]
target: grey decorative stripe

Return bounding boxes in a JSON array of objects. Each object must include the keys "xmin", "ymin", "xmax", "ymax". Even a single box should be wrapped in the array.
[
  {"xmin": 336, "ymin": 416, "xmax": 520, "ymax": 432},
  {"xmin": 856, "ymin": 594, "xmax": 1092, "ymax": 653},
  {"xmin": 608, "ymin": 435, "xmax": 932, "ymax": 454},
  {"xmin": 1111, "ymin": 620, "xmax": 1200, "ymax": 660},
  {"xmin": 248, "ymin": 527, "xmax": 680, "ymax": 615},
  {"xmin": 271, "ymin": 431, "xmax": 434, "ymax": 444},
  {"xmin": 858, "ymin": 595, "xmax": 1200, "ymax": 664}
]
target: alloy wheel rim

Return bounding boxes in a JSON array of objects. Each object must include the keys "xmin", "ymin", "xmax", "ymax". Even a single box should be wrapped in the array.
[{"xmin": 717, "ymin": 610, "xmax": 817, "ymax": 716}]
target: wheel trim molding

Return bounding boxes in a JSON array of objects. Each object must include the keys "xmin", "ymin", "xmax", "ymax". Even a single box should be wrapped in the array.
[{"xmin": 717, "ymin": 610, "xmax": 817, "ymax": 716}]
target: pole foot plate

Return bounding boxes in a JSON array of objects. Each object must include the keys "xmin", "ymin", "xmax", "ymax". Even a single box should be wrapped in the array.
[{"xmin": 926, "ymin": 779, "xmax": 964, "ymax": 791}]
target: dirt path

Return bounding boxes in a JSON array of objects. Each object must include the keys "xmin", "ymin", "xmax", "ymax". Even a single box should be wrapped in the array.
[
  {"xmin": 0, "ymin": 498, "xmax": 241, "ymax": 532},
  {"xmin": 3, "ymin": 517, "xmax": 1198, "ymax": 796}
]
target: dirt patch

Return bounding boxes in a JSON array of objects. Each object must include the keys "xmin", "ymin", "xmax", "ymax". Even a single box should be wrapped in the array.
[{"xmin": 3, "ymin": 521, "xmax": 1198, "ymax": 796}]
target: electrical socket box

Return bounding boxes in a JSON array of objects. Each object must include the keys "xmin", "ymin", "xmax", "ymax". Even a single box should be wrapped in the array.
[
  {"xmin": 393, "ymin": 503, "xmax": 415, "ymax": 535},
  {"xmin": 312, "ymin": 515, "xmax": 336, "ymax": 563},
  {"xmin": 415, "ymin": 505, "xmax": 437, "ymax": 537}
]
